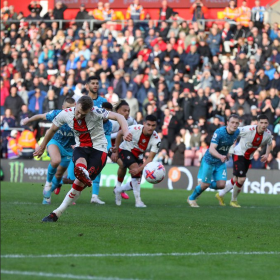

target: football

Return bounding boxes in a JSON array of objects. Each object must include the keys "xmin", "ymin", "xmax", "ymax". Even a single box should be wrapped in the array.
[{"xmin": 143, "ymin": 162, "xmax": 166, "ymax": 184}]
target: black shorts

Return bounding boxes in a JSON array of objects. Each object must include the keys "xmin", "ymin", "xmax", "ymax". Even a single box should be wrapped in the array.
[
  {"xmin": 73, "ymin": 147, "xmax": 107, "ymax": 180},
  {"xmin": 232, "ymin": 155, "xmax": 251, "ymax": 178},
  {"xmin": 118, "ymin": 149, "xmax": 143, "ymax": 169}
]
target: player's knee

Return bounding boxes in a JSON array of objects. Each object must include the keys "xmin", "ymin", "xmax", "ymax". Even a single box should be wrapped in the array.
[
  {"xmin": 51, "ymin": 159, "xmax": 60, "ymax": 168},
  {"xmin": 238, "ymin": 177, "xmax": 246, "ymax": 185}
]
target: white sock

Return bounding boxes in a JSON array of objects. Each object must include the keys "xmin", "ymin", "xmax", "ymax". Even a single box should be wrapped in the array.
[
  {"xmin": 116, "ymin": 180, "xmax": 123, "ymax": 188},
  {"xmin": 219, "ymin": 179, "xmax": 234, "ymax": 197},
  {"xmin": 53, "ymin": 188, "xmax": 81, "ymax": 217},
  {"xmin": 231, "ymin": 184, "xmax": 242, "ymax": 201},
  {"xmin": 131, "ymin": 178, "xmax": 141, "ymax": 203},
  {"xmin": 44, "ymin": 181, "xmax": 52, "ymax": 192},
  {"xmin": 92, "ymin": 194, "xmax": 97, "ymax": 198},
  {"xmin": 116, "ymin": 181, "xmax": 133, "ymax": 193}
]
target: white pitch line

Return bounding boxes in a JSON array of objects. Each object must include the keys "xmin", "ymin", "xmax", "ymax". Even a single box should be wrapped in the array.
[
  {"xmin": 1, "ymin": 270, "xmax": 141, "ymax": 280},
  {"xmin": 1, "ymin": 251, "xmax": 280, "ymax": 259}
]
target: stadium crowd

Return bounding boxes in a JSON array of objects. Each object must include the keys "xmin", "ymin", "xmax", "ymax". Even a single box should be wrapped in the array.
[{"xmin": 1, "ymin": 0, "xmax": 280, "ymax": 169}]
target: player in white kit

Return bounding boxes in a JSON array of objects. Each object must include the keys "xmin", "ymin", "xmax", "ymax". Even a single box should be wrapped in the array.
[
  {"xmin": 109, "ymin": 100, "xmax": 137, "ymax": 200},
  {"xmin": 33, "ymin": 96, "xmax": 132, "ymax": 222},
  {"xmin": 216, "ymin": 114, "xmax": 273, "ymax": 207},
  {"xmin": 111, "ymin": 115, "xmax": 161, "ymax": 207}
]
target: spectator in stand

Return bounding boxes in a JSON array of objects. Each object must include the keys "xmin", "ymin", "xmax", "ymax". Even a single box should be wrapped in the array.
[
  {"xmin": 53, "ymin": 1, "xmax": 67, "ymax": 20},
  {"xmin": 43, "ymin": 89, "xmax": 58, "ymax": 112},
  {"xmin": 190, "ymin": 125, "xmax": 201, "ymax": 150},
  {"xmin": 75, "ymin": 4, "xmax": 88, "ymax": 28},
  {"xmin": 4, "ymin": 86, "xmax": 24, "ymax": 122},
  {"xmin": 269, "ymin": 22, "xmax": 279, "ymax": 41},
  {"xmin": 18, "ymin": 124, "xmax": 37, "ymax": 159},
  {"xmin": 265, "ymin": 152, "xmax": 278, "ymax": 170},
  {"xmin": 256, "ymin": 68, "xmax": 269, "ymax": 93},
  {"xmin": 190, "ymin": 0, "xmax": 208, "ymax": 30},
  {"xmin": 28, "ymin": 88, "xmax": 47, "ymax": 114},
  {"xmin": 125, "ymin": 90, "xmax": 139, "ymax": 118},
  {"xmin": 171, "ymin": 134, "xmax": 185, "ymax": 166},
  {"xmin": 7, "ymin": 129, "xmax": 21, "ymax": 159},
  {"xmin": 28, "ymin": 1, "xmax": 42, "ymax": 16},
  {"xmin": 251, "ymin": 0, "xmax": 265, "ymax": 30},
  {"xmin": 184, "ymin": 45, "xmax": 200, "ymax": 77},
  {"xmin": 93, "ymin": 2, "xmax": 104, "ymax": 21},
  {"xmin": 19, "ymin": 105, "xmax": 34, "ymax": 129},
  {"xmin": 159, "ymin": 0, "xmax": 174, "ymax": 22},
  {"xmin": 105, "ymin": 86, "xmax": 119, "ymax": 105},
  {"xmin": 207, "ymin": 27, "xmax": 221, "ymax": 56},
  {"xmin": 0, "ymin": 80, "xmax": 9, "ymax": 115}
]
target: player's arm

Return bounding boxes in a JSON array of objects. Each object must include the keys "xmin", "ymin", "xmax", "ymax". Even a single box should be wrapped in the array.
[
  {"xmin": 108, "ymin": 112, "xmax": 132, "ymax": 142},
  {"xmin": 22, "ymin": 113, "xmax": 47, "ymax": 125},
  {"xmin": 209, "ymin": 143, "xmax": 227, "ymax": 163},
  {"xmin": 111, "ymin": 129, "xmax": 124, "ymax": 162},
  {"xmin": 260, "ymin": 143, "xmax": 273, "ymax": 163},
  {"xmin": 33, "ymin": 123, "xmax": 59, "ymax": 157},
  {"xmin": 129, "ymin": 152, "xmax": 157, "ymax": 177}
]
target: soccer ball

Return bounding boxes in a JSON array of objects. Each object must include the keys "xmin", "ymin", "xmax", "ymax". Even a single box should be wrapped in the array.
[{"xmin": 143, "ymin": 162, "xmax": 166, "ymax": 184}]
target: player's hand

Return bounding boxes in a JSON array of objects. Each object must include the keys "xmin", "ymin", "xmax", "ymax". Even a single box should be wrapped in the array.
[
  {"xmin": 111, "ymin": 152, "xmax": 118, "ymax": 163},
  {"xmin": 123, "ymin": 132, "xmax": 132, "ymax": 142},
  {"xmin": 220, "ymin": 155, "xmax": 227, "ymax": 163},
  {"xmin": 71, "ymin": 145, "xmax": 76, "ymax": 150},
  {"xmin": 260, "ymin": 154, "xmax": 268, "ymax": 163},
  {"xmin": 33, "ymin": 145, "xmax": 45, "ymax": 158},
  {"xmin": 129, "ymin": 167, "xmax": 140, "ymax": 177},
  {"xmin": 21, "ymin": 117, "xmax": 29, "ymax": 126}
]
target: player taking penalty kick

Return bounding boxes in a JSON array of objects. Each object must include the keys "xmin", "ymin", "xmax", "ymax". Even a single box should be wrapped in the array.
[
  {"xmin": 111, "ymin": 115, "xmax": 161, "ymax": 207},
  {"xmin": 34, "ymin": 96, "xmax": 132, "ymax": 222},
  {"xmin": 188, "ymin": 114, "xmax": 240, "ymax": 207},
  {"xmin": 216, "ymin": 114, "xmax": 273, "ymax": 207}
]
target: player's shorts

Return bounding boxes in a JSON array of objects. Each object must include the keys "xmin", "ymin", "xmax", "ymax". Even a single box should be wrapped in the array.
[
  {"xmin": 232, "ymin": 155, "xmax": 251, "ymax": 178},
  {"xmin": 72, "ymin": 147, "xmax": 107, "ymax": 180},
  {"xmin": 47, "ymin": 139, "xmax": 72, "ymax": 168},
  {"xmin": 198, "ymin": 157, "xmax": 227, "ymax": 184},
  {"xmin": 118, "ymin": 149, "xmax": 143, "ymax": 169}
]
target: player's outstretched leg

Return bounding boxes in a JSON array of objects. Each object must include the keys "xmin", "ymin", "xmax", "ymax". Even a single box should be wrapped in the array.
[
  {"xmin": 74, "ymin": 163, "xmax": 92, "ymax": 187},
  {"xmin": 91, "ymin": 174, "xmax": 105, "ymax": 204},
  {"xmin": 131, "ymin": 178, "xmax": 146, "ymax": 207},
  {"xmin": 216, "ymin": 178, "xmax": 235, "ymax": 206},
  {"xmin": 114, "ymin": 181, "xmax": 133, "ymax": 206},
  {"xmin": 187, "ymin": 185, "xmax": 203, "ymax": 207},
  {"xmin": 42, "ymin": 163, "xmax": 57, "ymax": 204},
  {"xmin": 42, "ymin": 182, "xmax": 84, "ymax": 222}
]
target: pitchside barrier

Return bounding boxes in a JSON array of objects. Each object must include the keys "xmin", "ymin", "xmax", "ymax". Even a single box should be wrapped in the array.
[{"xmin": 1, "ymin": 160, "xmax": 280, "ymax": 195}]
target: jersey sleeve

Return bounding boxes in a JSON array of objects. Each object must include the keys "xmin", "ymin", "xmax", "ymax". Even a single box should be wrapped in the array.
[
  {"xmin": 211, "ymin": 129, "xmax": 222, "ymax": 145},
  {"xmin": 46, "ymin": 110, "xmax": 62, "ymax": 122},
  {"xmin": 92, "ymin": 106, "xmax": 109, "ymax": 120},
  {"xmin": 133, "ymin": 119, "xmax": 137, "ymax": 125},
  {"xmin": 52, "ymin": 110, "xmax": 68, "ymax": 127},
  {"xmin": 150, "ymin": 132, "xmax": 161, "ymax": 154},
  {"xmin": 239, "ymin": 125, "xmax": 252, "ymax": 137}
]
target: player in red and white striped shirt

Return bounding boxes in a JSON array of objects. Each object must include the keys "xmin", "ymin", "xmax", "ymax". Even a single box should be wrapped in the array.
[
  {"xmin": 216, "ymin": 114, "xmax": 273, "ymax": 207},
  {"xmin": 111, "ymin": 115, "xmax": 161, "ymax": 207},
  {"xmin": 34, "ymin": 96, "xmax": 132, "ymax": 222}
]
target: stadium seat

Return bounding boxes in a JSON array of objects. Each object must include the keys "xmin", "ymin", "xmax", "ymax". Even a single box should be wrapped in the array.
[
  {"xmin": 184, "ymin": 150, "xmax": 195, "ymax": 159},
  {"xmin": 184, "ymin": 158, "xmax": 192, "ymax": 166}
]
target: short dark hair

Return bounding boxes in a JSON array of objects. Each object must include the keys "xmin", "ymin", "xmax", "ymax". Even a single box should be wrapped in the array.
[
  {"xmin": 87, "ymin": 75, "xmax": 99, "ymax": 83},
  {"xmin": 228, "ymin": 114, "xmax": 239, "ymax": 121},
  {"xmin": 102, "ymin": 102, "xmax": 113, "ymax": 111},
  {"xmin": 77, "ymin": 96, "xmax": 93, "ymax": 111},
  {"xmin": 145, "ymin": 114, "xmax": 157, "ymax": 122},
  {"xmin": 64, "ymin": 97, "xmax": 75, "ymax": 105},
  {"xmin": 257, "ymin": 114, "xmax": 269, "ymax": 121},
  {"xmin": 114, "ymin": 100, "xmax": 129, "ymax": 112}
]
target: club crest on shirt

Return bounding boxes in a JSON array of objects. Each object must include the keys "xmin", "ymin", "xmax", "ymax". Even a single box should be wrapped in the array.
[
  {"xmin": 142, "ymin": 139, "xmax": 146, "ymax": 143},
  {"xmin": 78, "ymin": 120, "xmax": 82, "ymax": 125},
  {"xmin": 257, "ymin": 138, "xmax": 260, "ymax": 141}
]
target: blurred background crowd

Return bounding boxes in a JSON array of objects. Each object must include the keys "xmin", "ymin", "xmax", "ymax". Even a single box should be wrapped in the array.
[{"xmin": 1, "ymin": 0, "xmax": 280, "ymax": 169}]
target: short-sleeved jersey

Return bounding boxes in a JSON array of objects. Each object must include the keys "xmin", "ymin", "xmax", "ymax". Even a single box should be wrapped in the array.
[
  {"xmin": 234, "ymin": 125, "xmax": 272, "ymax": 160},
  {"xmin": 53, "ymin": 106, "xmax": 109, "ymax": 153},
  {"xmin": 204, "ymin": 126, "xmax": 240, "ymax": 166},
  {"xmin": 120, "ymin": 125, "xmax": 161, "ymax": 159},
  {"xmin": 110, "ymin": 116, "xmax": 137, "ymax": 146},
  {"xmin": 92, "ymin": 96, "xmax": 107, "ymax": 108},
  {"xmin": 46, "ymin": 110, "xmax": 75, "ymax": 151}
]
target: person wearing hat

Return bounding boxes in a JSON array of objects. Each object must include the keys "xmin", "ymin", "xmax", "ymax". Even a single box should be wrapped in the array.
[
  {"xmin": 53, "ymin": 1, "xmax": 67, "ymax": 20},
  {"xmin": 7, "ymin": 130, "xmax": 21, "ymax": 159},
  {"xmin": 75, "ymin": 3, "xmax": 88, "ymax": 28}
]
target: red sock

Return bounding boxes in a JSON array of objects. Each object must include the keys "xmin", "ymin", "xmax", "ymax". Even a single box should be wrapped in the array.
[
  {"xmin": 76, "ymin": 163, "xmax": 87, "ymax": 170},
  {"xmin": 236, "ymin": 181, "xmax": 242, "ymax": 188},
  {"xmin": 72, "ymin": 183, "xmax": 84, "ymax": 191},
  {"xmin": 231, "ymin": 178, "xmax": 235, "ymax": 185},
  {"xmin": 118, "ymin": 176, "xmax": 124, "ymax": 183}
]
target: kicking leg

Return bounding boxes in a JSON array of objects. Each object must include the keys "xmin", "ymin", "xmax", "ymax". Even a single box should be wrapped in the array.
[{"xmin": 230, "ymin": 177, "xmax": 246, "ymax": 208}]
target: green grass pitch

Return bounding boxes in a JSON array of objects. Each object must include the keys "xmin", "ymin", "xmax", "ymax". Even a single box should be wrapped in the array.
[{"xmin": 1, "ymin": 182, "xmax": 280, "ymax": 280}]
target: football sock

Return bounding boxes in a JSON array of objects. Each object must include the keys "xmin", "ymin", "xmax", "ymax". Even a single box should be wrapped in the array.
[
  {"xmin": 189, "ymin": 185, "xmax": 203, "ymax": 200},
  {"xmin": 131, "ymin": 178, "xmax": 141, "ymax": 202},
  {"xmin": 231, "ymin": 181, "xmax": 242, "ymax": 201},
  {"xmin": 116, "ymin": 181, "xmax": 133, "ymax": 193},
  {"xmin": 92, "ymin": 174, "xmax": 101, "ymax": 196},
  {"xmin": 53, "ymin": 184, "xmax": 83, "ymax": 217},
  {"xmin": 47, "ymin": 164, "xmax": 57, "ymax": 183},
  {"xmin": 219, "ymin": 178, "xmax": 234, "ymax": 197},
  {"xmin": 51, "ymin": 176, "xmax": 62, "ymax": 192},
  {"xmin": 116, "ymin": 176, "xmax": 124, "ymax": 188},
  {"xmin": 209, "ymin": 181, "xmax": 217, "ymax": 190}
]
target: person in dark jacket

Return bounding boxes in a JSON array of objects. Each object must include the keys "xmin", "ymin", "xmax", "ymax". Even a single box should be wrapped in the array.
[
  {"xmin": 159, "ymin": 0, "xmax": 175, "ymax": 21},
  {"xmin": 43, "ymin": 90, "xmax": 58, "ymax": 113},
  {"xmin": 191, "ymin": 89, "xmax": 209, "ymax": 121},
  {"xmin": 171, "ymin": 134, "xmax": 185, "ymax": 166},
  {"xmin": 75, "ymin": 4, "xmax": 88, "ymax": 28},
  {"xmin": 28, "ymin": 1, "xmax": 42, "ymax": 15},
  {"xmin": 53, "ymin": 1, "xmax": 67, "ymax": 20}
]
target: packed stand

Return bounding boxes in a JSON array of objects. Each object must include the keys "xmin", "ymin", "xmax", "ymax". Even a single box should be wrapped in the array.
[{"xmin": 0, "ymin": 0, "xmax": 280, "ymax": 169}]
